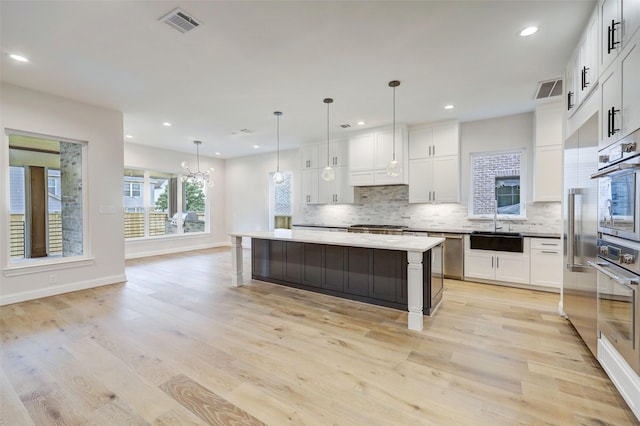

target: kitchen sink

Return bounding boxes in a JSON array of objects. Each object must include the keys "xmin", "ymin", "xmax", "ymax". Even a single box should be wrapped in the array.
[{"xmin": 469, "ymin": 231, "xmax": 524, "ymax": 253}]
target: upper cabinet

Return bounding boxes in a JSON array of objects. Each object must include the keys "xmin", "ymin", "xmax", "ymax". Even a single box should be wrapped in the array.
[
  {"xmin": 408, "ymin": 121, "xmax": 460, "ymax": 203},
  {"xmin": 300, "ymin": 144, "xmax": 319, "ymax": 169},
  {"xmin": 300, "ymin": 140, "xmax": 353, "ymax": 205},
  {"xmin": 600, "ymin": 0, "xmax": 640, "ymax": 74},
  {"xmin": 566, "ymin": 6, "xmax": 599, "ymax": 116},
  {"xmin": 318, "ymin": 139, "xmax": 348, "ymax": 168},
  {"xmin": 534, "ymin": 101, "xmax": 563, "ymax": 202},
  {"xmin": 348, "ymin": 125, "xmax": 408, "ymax": 186}
]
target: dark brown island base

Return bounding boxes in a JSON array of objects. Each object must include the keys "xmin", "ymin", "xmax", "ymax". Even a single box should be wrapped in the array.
[{"xmin": 230, "ymin": 230, "xmax": 445, "ymax": 331}]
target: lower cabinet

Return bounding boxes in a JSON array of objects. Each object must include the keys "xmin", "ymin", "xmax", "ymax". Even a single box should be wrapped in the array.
[
  {"xmin": 251, "ymin": 239, "xmax": 436, "ymax": 312},
  {"xmin": 464, "ymin": 237, "xmax": 530, "ymax": 285},
  {"xmin": 530, "ymin": 238, "xmax": 562, "ymax": 289}
]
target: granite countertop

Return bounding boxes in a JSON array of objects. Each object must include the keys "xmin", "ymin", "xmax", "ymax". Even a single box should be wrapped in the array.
[
  {"xmin": 230, "ymin": 230, "xmax": 445, "ymax": 252},
  {"xmin": 291, "ymin": 224, "xmax": 561, "ymax": 239}
]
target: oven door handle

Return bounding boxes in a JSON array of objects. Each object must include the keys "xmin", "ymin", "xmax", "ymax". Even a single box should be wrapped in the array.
[
  {"xmin": 590, "ymin": 162, "xmax": 640, "ymax": 179},
  {"xmin": 588, "ymin": 260, "xmax": 640, "ymax": 286}
]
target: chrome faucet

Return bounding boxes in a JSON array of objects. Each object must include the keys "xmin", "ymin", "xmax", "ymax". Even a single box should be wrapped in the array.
[{"xmin": 494, "ymin": 199, "xmax": 502, "ymax": 232}]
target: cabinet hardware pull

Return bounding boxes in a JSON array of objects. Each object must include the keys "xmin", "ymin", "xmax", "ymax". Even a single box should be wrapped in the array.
[
  {"xmin": 581, "ymin": 67, "xmax": 585, "ymax": 90},
  {"xmin": 608, "ymin": 106, "xmax": 620, "ymax": 137},
  {"xmin": 608, "ymin": 20, "xmax": 621, "ymax": 54},
  {"xmin": 581, "ymin": 66, "xmax": 590, "ymax": 90},
  {"xmin": 567, "ymin": 91, "xmax": 574, "ymax": 110},
  {"xmin": 491, "ymin": 257, "xmax": 494, "ymax": 268},
  {"xmin": 541, "ymin": 251, "xmax": 559, "ymax": 254},
  {"xmin": 432, "ymin": 191, "xmax": 436, "ymax": 201},
  {"xmin": 496, "ymin": 257, "xmax": 499, "ymax": 268},
  {"xmin": 429, "ymin": 146, "xmax": 432, "ymax": 156}
]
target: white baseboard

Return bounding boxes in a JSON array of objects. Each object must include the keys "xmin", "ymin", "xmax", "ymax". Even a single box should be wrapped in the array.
[
  {"xmin": 0, "ymin": 274, "xmax": 127, "ymax": 306},
  {"xmin": 125, "ymin": 242, "xmax": 229, "ymax": 259},
  {"xmin": 599, "ymin": 335, "xmax": 640, "ymax": 422}
]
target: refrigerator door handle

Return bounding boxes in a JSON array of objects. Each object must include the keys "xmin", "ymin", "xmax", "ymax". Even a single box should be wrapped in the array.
[{"xmin": 567, "ymin": 188, "xmax": 585, "ymax": 271}]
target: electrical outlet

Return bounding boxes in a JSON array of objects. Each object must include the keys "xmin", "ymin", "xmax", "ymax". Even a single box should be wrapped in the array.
[{"xmin": 49, "ymin": 274, "xmax": 56, "ymax": 284}]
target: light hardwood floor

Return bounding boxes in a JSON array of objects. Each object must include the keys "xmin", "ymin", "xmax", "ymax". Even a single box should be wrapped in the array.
[{"xmin": 1, "ymin": 247, "xmax": 638, "ymax": 425}]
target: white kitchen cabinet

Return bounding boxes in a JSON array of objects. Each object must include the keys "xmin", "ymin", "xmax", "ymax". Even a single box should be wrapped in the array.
[
  {"xmin": 301, "ymin": 169, "xmax": 319, "ymax": 204},
  {"xmin": 409, "ymin": 155, "xmax": 459, "ymax": 203},
  {"xmin": 566, "ymin": 50, "xmax": 579, "ymax": 115},
  {"xmin": 464, "ymin": 236, "xmax": 530, "ymax": 285},
  {"xmin": 600, "ymin": 31, "xmax": 640, "ymax": 147},
  {"xmin": 348, "ymin": 125, "xmax": 408, "ymax": 186},
  {"xmin": 601, "ymin": 0, "xmax": 640, "ymax": 75},
  {"xmin": 318, "ymin": 166, "xmax": 353, "ymax": 204},
  {"xmin": 530, "ymin": 238, "xmax": 562, "ymax": 289},
  {"xmin": 300, "ymin": 144, "xmax": 319, "ymax": 169},
  {"xmin": 566, "ymin": 6, "xmax": 598, "ymax": 115},
  {"xmin": 408, "ymin": 122, "xmax": 458, "ymax": 159},
  {"xmin": 534, "ymin": 101, "xmax": 562, "ymax": 202},
  {"xmin": 318, "ymin": 139, "xmax": 348, "ymax": 168}
]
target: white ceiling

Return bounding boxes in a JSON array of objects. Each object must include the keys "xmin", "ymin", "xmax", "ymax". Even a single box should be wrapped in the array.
[{"xmin": 1, "ymin": 1, "xmax": 595, "ymax": 159}]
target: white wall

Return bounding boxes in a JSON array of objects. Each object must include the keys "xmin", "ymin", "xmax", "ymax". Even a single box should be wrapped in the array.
[
  {"xmin": 1, "ymin": 83, "xmax": 125, "ymax": 305},
  {"xmin": 123, "ymin": 142, "xmax": 227, "ymax": 258},
  {"xmin": 225, "ymin": 149, "xmax": 299, "ymax": 239},
  {"xmin": 460, "ymin": 112, "xmax": 534, "ymax": 203}
]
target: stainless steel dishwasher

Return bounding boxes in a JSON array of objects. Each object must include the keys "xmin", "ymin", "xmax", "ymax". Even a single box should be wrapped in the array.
[{"xmin": 427, "ymin": 233, "xmax": 464, "ymax": 280}]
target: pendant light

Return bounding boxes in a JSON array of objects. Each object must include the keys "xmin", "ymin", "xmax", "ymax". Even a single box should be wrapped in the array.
[
  {"xmin": 272, "ymin": 111, "xmax": 284, "ymax": 184},
  {"xmin": 387, "ymin": 80, "xmax": 401, "ymax": 177},
  {"xmin": 321, "ymin": 97, "xmax": 335, "ymax": 182},
  {"xmin": 181, "ymin": 140, "xmax": 215, "ymax": 187}
]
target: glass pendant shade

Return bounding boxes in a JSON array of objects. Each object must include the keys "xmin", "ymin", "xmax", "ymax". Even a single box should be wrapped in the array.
[
  {"xmin": 387, "ymin": 159, "xmax": 401, "ymax": 177},
  {"xmin": 181, "ymin": 140, "xmax": 214, "ymax": 188},
  {"xmin": 321, "ymin": 97, "xmax": 335, "ymax": 182},
  {"xmin": 272, "ymin": 171, "xmax": 284, "ymax": 184},
  {"xmin": 321, "ymin": 166, "xmax": 335, "ymax": 181}
]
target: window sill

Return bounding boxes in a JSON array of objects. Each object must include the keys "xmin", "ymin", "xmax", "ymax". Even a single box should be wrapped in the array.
[
  {"xmin": 3, "ymin": 257, "xmax": 96, "ymax": 277},
  {"xmin": 125, "ymin": 231, "xmax": 210, "ymax": 242}
]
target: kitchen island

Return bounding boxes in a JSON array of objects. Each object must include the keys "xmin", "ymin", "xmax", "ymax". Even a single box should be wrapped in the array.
[{"xmin": 230, "ymin": 230, "xmax": 444, "ymax": 331}]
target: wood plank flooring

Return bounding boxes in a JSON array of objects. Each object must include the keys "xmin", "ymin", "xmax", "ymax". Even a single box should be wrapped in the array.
[{"xmin": 1, "ymin": 247, "xmax": 638, "ymax": 425}]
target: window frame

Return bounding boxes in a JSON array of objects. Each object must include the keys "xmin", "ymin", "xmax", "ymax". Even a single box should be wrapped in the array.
[{"xmin": 467, "ymin": 148, "xmax": 527, "ymax": 220}]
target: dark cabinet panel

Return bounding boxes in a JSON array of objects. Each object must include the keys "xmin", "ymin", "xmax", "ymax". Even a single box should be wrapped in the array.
[
  {"xmin": 252, "ymin": 239, "xmax": 270, "ymax": 279},
  {"xmin": 269, "ymin": 240, "xmax": 285, "ymax": 280},
  {"xmin": 302, "ymin": 243, "xmax": 324, "ymax": 288},
  {"xmin": 324, "ymin": 245, "xmax": 346, "ymax": 292},
  {"xmin": 285, "ymin": 241, "xmax": 303, "ymax": 283},
  {"xmin": 345, "ymin": 247, "xmax": 371, "ymax": 296},
  {"xmin": 371, "ymin": 249, "xmax": 402, "ymax": 302}
]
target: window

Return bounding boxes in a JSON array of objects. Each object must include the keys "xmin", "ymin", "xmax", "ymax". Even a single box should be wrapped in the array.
[
  {"xmin": 124, "ymin": 169, "xmax": 207, "ymax": 239},
  {"xmin": 8, "ymin": 132, "xmax": 85, "ymax": 262},
  {"xmin": 269, "ymin": 171, "xmax": 292, "ymax": 229},
  {"xmin": 469, "ymin": 149, "xmax": 526, "ymax": 217}
]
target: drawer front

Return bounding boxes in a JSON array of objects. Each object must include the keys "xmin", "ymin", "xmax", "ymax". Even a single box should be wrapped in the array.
[{"xmin": 530, "ymin": 238, "xmax": 561, "ymax": 250}]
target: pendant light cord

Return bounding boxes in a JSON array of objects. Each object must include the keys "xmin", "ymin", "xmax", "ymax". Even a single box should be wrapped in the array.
[
  {"xmin": 274, "ymin": 111, "xmax": 282, "ymax": 172},
  {"xmin": 392, "ymin": 84, "xmax": 396, "ymax": 161},
  {"xmin": 326, "ymin": 101, "xmax": 330, "ymax": 165}
]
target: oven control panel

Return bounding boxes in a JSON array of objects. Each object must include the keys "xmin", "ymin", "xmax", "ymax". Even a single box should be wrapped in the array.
[{"xmin": 597, "ymin": 239, "xmax": 639, "ymax": 275}]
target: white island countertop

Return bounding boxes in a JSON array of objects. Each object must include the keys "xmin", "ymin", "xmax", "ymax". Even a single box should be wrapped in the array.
[{"xmin": 230, "ymin": 229, "xmax": 444, "ymax": 252}]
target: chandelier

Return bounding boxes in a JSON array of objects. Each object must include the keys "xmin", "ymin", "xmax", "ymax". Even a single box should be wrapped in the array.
[{"xmin": 181, "ymin": 140, "xmax": 215, "ymax": 187}]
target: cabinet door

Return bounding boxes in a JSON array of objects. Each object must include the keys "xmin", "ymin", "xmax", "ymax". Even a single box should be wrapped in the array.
[
  {"xmin": 535, "ymin": 102, "xmax": 563, "ymax": 147},
  {"xmin": 601, "ymin": 0, "xmax": 621, "ymax": 72},
  {"xmin": 324, "ymin": 245, "xmax": 345, "ymax": 292},
  {"xmin": 348, "ymin": 170, "xmax": 374, "ymax": 186},
  {"xmin": 621, "ymin": 38, "xmax": 640, "ymax": 137},
  {"xmin": 334, "ymin": 166, "xmax": 353, "ymax": 204},
  {"xmin": 348, "ymin": 133, "xmax": 375, "ymax": 171},
  {"xmin": 327, "ymin": 139, "xmax": 348, "ymax": 167},
  {"xmin": 300, "ymin": 144, "xmax": 319, "ymax": 169},
  {"xmin": 432, "ymin": 155, "xmax": 459, "ymax": 203},
  {"xmin": 495, "ymin": 254, "xmax": 530, "ymax": 284},
  {"xmin": 600, "ymin": 64, "xmax": 622, "ymax": 148},
  {"xmin": 268, "ymin": 240, "xmax": 285, "ymax": 280},
  {"xmin": 531, "ymin": 250, "xmax": 562, "ymax": 288},
  {"xmin": 285, "ymin": 241, "xmax": 303, "ymax": 283},
  {"xmin": 301, "ymin": 169, "xmax": 319, "ymax": 204},
  {"xmin": 375, "ymin": 128, "xmax": 395, "ymax": 170},
  {"xmin": 432, "ymin": 124, "xmax": 459, "ymax": 157},
  {"xmin": 302, "ymin": 243, "xmax": 323, "ymax": 288},
  {"xmin": 408, "ymin": 158, "xmax": 433, "ymax": 203},
  {"xmin": 566, "ymin": 51, "xmax": 579, "ymax": 115},
  {"xmin": 345, "ymin": 247, "xmax": 371, "ymax": 296},
  {"xmin": 370, "ymin": 249, "xmax": 402, "ymax": 302},
  {"xmin": 408, "ymin": 127, "xmax": 433, "ymax": 160},
  {"xmin": 464, "ymin": 250, "xmax": 495, "ymax": 280},
  {"xmin": 623, "ymin": 0, "xmax": 640, "ymax": 45},
  {"xmin": 534, "ymin": 145, "xmax": 562, "ymax": 202}
]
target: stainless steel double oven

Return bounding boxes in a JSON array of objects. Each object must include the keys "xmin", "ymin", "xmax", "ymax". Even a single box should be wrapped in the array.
[{"xmin": 591, "ymin": 128, "xmax": 640, "ymax": 374}]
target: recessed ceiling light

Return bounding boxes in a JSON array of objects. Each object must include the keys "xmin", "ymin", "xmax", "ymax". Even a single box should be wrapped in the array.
[
  {"xmin": 444, "ymin": 104, "xmax": 454, "ymax": 110},
  {"xmin": 125, "ymin": 134, "xmax": 133, "ymax": 139},
  {"xmin": 162, "ymin": 122, "xmax": 172, "ymax": 127},
  {"xmin": 215, "ymin": 152, "xmax": 221, "ymax": 156},
  {"xmin": 520, "ymin": 26, "xmax": 538, "ymax": 37},
  {"xmin": 9, "ymin": 54, "xmax": 29, "ymax": 62},
  {"xmin": 252, "ymin": 145, "xmax": 260, "ymax": 149},
  {"xmin": 357, "ymin": 121, "xmax": 366, "ymax": 126}
]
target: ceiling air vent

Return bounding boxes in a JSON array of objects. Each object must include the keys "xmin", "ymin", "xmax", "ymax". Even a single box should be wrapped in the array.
[
  {"xmin": 339, "ymin": 123, "xmax": 351, "ymax": 129},
  {"xmin": 534, "ymin": 78, "xmax": 563, "ymax": 100},
  {"xmin": 160, "ymin": 8, "xmax": 200, "ymax": 33}
]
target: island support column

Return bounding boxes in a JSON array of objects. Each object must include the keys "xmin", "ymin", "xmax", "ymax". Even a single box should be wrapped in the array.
[
  {"xmin": 407, "ymin": 250, "xmax": 424, "ymax": 331},
  {"xmin": 231, "ymin": 235, "xmax": 244, "ymax": 286}
]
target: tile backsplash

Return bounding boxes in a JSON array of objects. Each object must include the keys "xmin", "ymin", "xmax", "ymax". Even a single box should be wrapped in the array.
[{"xmin": 300, "ymin": 185, "xmax": 561, "ymax": 234}]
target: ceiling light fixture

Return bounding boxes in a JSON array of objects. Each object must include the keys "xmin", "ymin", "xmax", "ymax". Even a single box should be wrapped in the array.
[
  {"xmin": 9, "ymin": 54, "xmax": 29, "ymax": 62},
  {"xmin": 181, "ymin": 140, "xmax": 214, "ymax": 188},
  {"xmin": 272, "ymin": 111, "xmax": 284, "ymax": 184},
  {"xmin": 163, "ymin": 122, "xmax": 172, "ymax": 127},
  {"xmin": 444, "ymin": 104, "xmax": 454, "ymax": 110},
  {"xmin": 321, "ymin": 98, "xmax": 335, "ymax": 182},
  {"xmin": 357, "ymin": 121, "xmax": 366, "ymax": 126},
  {"xmin": 387, "ymin": 80, "xmax": 401, "ymax": 177},
  {"xmin": 520, "ymin": 26, "xmax": 538, "ymax": 37},
  {"xmin": 125, "ymin": 134, "xmax": 133, "ymax": 138}
]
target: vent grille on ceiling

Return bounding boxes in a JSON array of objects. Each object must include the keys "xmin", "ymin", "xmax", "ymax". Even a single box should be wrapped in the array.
[
  {"xmin": 339, "ymin": 124, "xmax": 351, "ymax": 129},
  {"xmin": 160, "ymin": 8, "xmax": 200, "ymax": 33},
  {"xmin": 535, "ymin": 78, "xmax": 563, "ymax": 100}
]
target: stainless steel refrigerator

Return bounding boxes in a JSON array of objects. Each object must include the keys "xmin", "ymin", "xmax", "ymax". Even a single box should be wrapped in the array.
[{"xmin": 563, "ymin": 113, "xmax": 599, "ymax": 356}]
